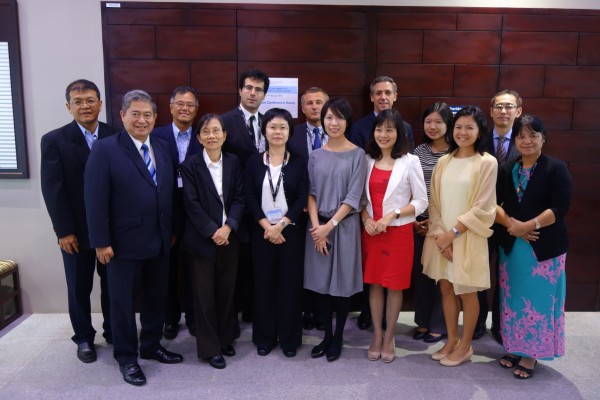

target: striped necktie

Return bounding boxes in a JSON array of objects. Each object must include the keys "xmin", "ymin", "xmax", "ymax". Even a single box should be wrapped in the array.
[
  {"xmin": 141, "ymin": 143, "xmax": 157, "ymax": 184},
  {"xmin": 496, "ymin": 136, "xmax": 507, "ymax": 163}
]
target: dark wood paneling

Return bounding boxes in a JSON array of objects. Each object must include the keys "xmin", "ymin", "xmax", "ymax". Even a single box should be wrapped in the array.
[
  {"xmin": 565, "ymin": 283, "xmax": 599, "ymax": 311},
  {"xmin": 457, "ymin": 13, "xmax": 502, "ymax": 31},
  {"xmin": 393, "ymin": 97, "xmax": 421, "ymax": 129},
  {"xmin": 573, "ymin": 100, "xmax": 600, "ymax": 131},
  {"xmin": 423, "ymin": 31, "xmax": 501, "ymax": 64},
  {"xmin": 377, "ymin": 30, "xmax": 423, "ymax": 64},
  {"xmin": 156, "ymin": 27, "xmax": 236, "ymax": 60},
  {"xmin": 187, "ymin": 9, "xmax": 236, "ymax": 26},
  {"xmin": 504, "ymin": 14, "xmax": 600, "ymax": 32},
  {"xmin": 237, "ymin": 10, "xmax": 284, "ymax": 27},
  {"xmin": 454, "ymin": 66, "xmax": 499, "ymax": 97},
  {"xmin": 191, "ymin": 61, "xmax": 238, "ymax": 94},
  {"xmin": 238, "ymin": 28, "xmax": 364, "ymax": 63},
  {"xmin": 502, "ymin": 32, "xmax": 578, "ymax": 65},
  {"xmin": 524, "ymin": 98, "xmax": 573, "ymax": 131},
  {"xmin": 499, "ymin": 65, "xmax": 545, "ymax": 97},
  {"xmin": 107, "ymin": 8, "xmax": 187, "ymax": 25},
  {"xmin": 107, "ymin": 26, "xmax": 155, "ymax": 60},
  {"xmin": 285, "ymin": 10, "xmax": 365, "ymax": 29},
  {"xmin": 110, "ymin": 60, "xmax": 190, "ymax": 93},
  {"xmin": 545, "ymin": 67, "xmax": 600, "ymax": 98},
  {"xmin": 578, "ymin": 33, "xmax": 600, "ymax": 65},
  {"xmin": 544, "ymin": 132, "xmax": 600, "ymax": 163},
  {"xmin": 378, "ymin": 12, "xmax": 456, "ymax": 30},
  {"xmin": 377, "ymin": 65, "xmax": 454, "ymax": 97}
]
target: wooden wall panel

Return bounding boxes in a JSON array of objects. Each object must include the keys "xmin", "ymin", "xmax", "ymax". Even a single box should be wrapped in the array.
[
  {"xmin": 501, "ymin": 32, "xmax": 578, "ymax": 65},
  {"xmin": 423, "ymin": 31, "xmax": 501, "ymax": 64},
  {"xmin": 102, "ymin": 3, "xmax": 600, "ymax": 310},
  {"xmin": 156, "ymin": 27, "xmax": 236, "ymax": 60}
]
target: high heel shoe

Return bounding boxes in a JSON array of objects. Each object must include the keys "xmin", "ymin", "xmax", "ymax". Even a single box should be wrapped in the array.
[
  {"xmin": 381, "ymin": 338, "xmax": 395, "ymax": 363},
  {"xmin": 431, "ymin": 338, "xmax": 460, "ymax": 361},
  {"xmin": 440, "ymin": 346, "xmax": 473, "ymax": 367},
  {"xmin": 367, "ymin": 335, "xmax": 382, "ymax": 361}
]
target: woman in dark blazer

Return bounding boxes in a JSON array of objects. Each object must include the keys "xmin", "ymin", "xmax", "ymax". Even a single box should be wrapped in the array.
[
  {"xmin": 180, "ymin": 113, "xmax": 246, "ymax": 370},
  {"xmin": 245, "ymin": 108, "xmax": 309, "ymax": 358},
  {"xmin": 495, "ymin": 115, "xmax": 573, "ymax": 379}
]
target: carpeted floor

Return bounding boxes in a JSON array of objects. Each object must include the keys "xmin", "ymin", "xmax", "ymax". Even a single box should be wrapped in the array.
[{"xmin": 0, "ymin": 312, "xmax": 598, "ymax": 399}]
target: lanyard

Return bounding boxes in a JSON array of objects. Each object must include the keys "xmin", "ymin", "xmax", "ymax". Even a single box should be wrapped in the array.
[{"xmin": 266, "ymin": 151, "xmax": 287, "ymax": 204}]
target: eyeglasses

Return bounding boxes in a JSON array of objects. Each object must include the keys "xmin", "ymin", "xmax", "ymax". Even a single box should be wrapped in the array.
[
  {"xmin": 70, "ymin": 99, "xmax": 99, "ymax": 108},
  {"xmin": 266, "ymin": 125, "xmax": 289, "ymax": 132},
  {"xmin": 171, "ymin": 102, "xmax": 197, "ymax": 109},
  {"xmin": 242, "ymin": 84, "xmax": 265, "ymax": 94},
  {"xmin": 492, "ymin": 103, "xmax": 518, "ymax": 111}
]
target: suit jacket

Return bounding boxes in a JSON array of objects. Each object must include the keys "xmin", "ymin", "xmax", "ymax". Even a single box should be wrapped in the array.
[
  {"xmin": 180, "ymin": 151, "xmax": 246, "ymax": 258},
  {"xmin": 221, "ymin": 107, "xmax": 263, "ymax": 168},
  {"xmin": 363, "ymin": 153, "xmax": 428, "ymax": 227},
  {"xmin": 288, "ymin": 123, "xmax": 311, "ymax": 162},
  {"xmin": 151, "ymin": 123, "xmax": 201, "ymax": 236},
  {"xmin": 496, "ymin": 153, "xmax": 572, "ymax": 261},
  {"xmin": 244, "ymin": 152, "xmax": 309, "ymax": 226},
  {"xmin": 349, "ymin": 112, "xmax": 415, "ymax": 151},
  {"xmin": 41, "ymin": 120, "xmax": 118, "ymax": 249},
  {"xmin": 84, "ymin": 131, "xmax": 175, "ymax": 260},
  {"xmin": 484, "ymin": 129, "xmax": 519, "ymax": 166}
]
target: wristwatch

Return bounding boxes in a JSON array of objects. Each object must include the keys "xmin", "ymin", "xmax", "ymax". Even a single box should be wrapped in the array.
[
  {"xmin": 280, "ymin": 220, "xmax": 287, "ymax": 228},
  {"xmin": 331, "ymin": 218, "xmax": 338, "ymax": 227},
  {"xmin": 452, "ymin": 227, "xmax": 461, "ymax": 237},
  {"xmin": 394, "ymin": 208, "xmax": 401, "ymax": 219},
  {"xmin": 533, "ymin": 218, "xmax": 541, "ymax": 229}
]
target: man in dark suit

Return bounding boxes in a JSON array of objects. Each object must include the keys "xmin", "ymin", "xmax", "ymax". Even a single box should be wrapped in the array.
[
  {"xmin": 151, "ymin": 86, "xmax": 201, "ymax": 340},
  {"xmin": 474, "ymin": 89, "xmax": 523, "ymax": 343},
  {"xmin": 288, "ymin": 87, "xmax": 329, "ymax": 331},
  {"xmin": 349, "ymin": 76, "xmax": 415, "ymax": 330},
  {"xmin": 85, "ymin": 90, "xmax": 183, "ymax": 386},
  {"xmin": 41, "ymin": 79, "xmax": 118, "ymax": 364},
  {"xmin": 288, "ymin": 87, "xmax": 329, "ymax": 161},
  {"xmin": 222, "ymin": 69, "xmax": 270, "ymax": 168},
  {"xmin": 350, "ymin": 75, "xmax": 415, "ymax": 152},
  {"xmin": 221, "ymin": 69, "xmax": 270, "ymax": 327}
]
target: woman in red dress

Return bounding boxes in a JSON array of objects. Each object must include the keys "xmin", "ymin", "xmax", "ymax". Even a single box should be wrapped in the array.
[{"xmin": 361, "ymin": 109, "xmax": 428, "ymax": 363}]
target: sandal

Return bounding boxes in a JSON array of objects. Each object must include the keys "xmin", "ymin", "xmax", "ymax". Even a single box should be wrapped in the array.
[
  {"xmin": 514, "ymin": 361, "xmax": 537, "ymax": 379},
  {"xmin": 499, "ymin": 354, "xmax": 521, "ymax": 369}
]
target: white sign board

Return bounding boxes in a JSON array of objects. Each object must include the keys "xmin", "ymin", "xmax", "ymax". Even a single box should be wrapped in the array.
[{"xmin": 259, "ymin": 77, "xmax": 299, "ymax": 118}]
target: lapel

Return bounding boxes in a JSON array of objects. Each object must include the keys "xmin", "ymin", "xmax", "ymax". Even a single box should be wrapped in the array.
[
  {"xmin": 67, "ymin": 120, "xmax": 90, "ymax": 168},
  {"xmin": 222, "ymin": 153, "xmax": 232, "ymax": 207},
  {"xmin": 153, "ymin": 139, "xmax": 166, "ymax": 189},
  {"xmin": 120, "ymin": 131, "xmax": 156, "ymax": 187},
  {"xmin": 186, "ymin": 134, "xmax": 201, "ymax": 159},
  {"xmin": 383, "ymin": 157, "xmax": 409, "ymax": 202},
  {"xmin": 365, "ymin": 156, "xmax": 375, "ymax": 205},
  {"xmin": 195, "ymin": 152, "xmax": 221, "ymax": 203}
]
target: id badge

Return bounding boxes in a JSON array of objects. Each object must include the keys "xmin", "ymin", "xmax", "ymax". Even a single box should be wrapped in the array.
[
  {"xmin": 265, "ymin": 208, "xmax": 283, "ymax": 224},
  {"xmin": 177, "ymin": 176, "xmax": 183, "ymax": 188}
]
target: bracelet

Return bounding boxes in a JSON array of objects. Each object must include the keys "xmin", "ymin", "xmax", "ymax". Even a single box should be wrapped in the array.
[{"xmin": 533, "ymin": 218, "xmax": 541, "ymax": 230}]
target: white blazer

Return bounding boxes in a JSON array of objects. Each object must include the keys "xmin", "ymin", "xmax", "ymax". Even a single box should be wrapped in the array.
[{"xmin": 363, "ymin": 154, "xmax": 428, "ymax": 226}]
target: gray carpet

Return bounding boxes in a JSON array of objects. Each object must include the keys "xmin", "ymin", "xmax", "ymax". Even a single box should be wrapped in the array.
[{"xmin": 0, "ymin": 312, "xmax": 598, "ymax": 399}]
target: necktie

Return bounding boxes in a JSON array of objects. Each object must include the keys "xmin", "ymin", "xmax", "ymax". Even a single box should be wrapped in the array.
[
  {"xmin": 496, "ymin": 136, "xmax": 507, "ymax": 163},
  {"xmin": 141, "ymin": 143, "xmax": 157, "ymax": 184},
  {"xmin": 176, "ymin": 131, "xmax": 188, "ymax": 164},
  {"xmin": 312, "ymin": 127, "xmax": 321, "ymax": 150},
  {"xmin": 248, "ymin": 115, "xmax": 257, "ymax": 147}
]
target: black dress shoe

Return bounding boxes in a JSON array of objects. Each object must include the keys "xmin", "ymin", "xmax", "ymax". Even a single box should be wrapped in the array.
[
  {"xmin": 423, "ymin": 333, "xmax": 447, "ymax": 343},
  {"xmin": 221, "ymin": 344, "xmax": 235, "ymax": 357},
  {"xmin": 205, "ymin": 355, "xmax": 226, "ymax": 369},
  {"xmin": 311, "ymin": 339, "xmax": 331, "ymax": 358},
  {"xmin": 257, "ymin": 346, "xmax": 271, "ymax": 356},
  {"xmin": 357, "ymin": 311, "xmax": 371, "ymax": 330},
  {"xmin": 491, "ymin": 326, "xmax": 503, "ymax": 345},
  {"xmin": 163, "ymin": 323, "xmax": 179, "ymax": 340},
  {"xmin": 472, "ymin": 323, "xmax": 486, "ymax": 340},
  {"xmin": 283, "ymin": 349, "xmax": 297, "ymax": 358},
  {"xmin": 302, "ymin": 312, "xmax": 315, "ymax": 330},
  {"xmin": 413, "ymin": 329, "xmax": 429, "ymax": 340},
  {"xmin": 77, "ymin": 342, "xmax": 96, "ymax": 363},
  {"xmin": 119, "ymin": 363, "xmax": 146, "ymax": 386},
  {"xmin": 326, "ymin": 339, "xmax": 342, "ymax": 362},
  {"xmin": 140, "ymin": 346, "xmax": 183, "ymax": 364}
]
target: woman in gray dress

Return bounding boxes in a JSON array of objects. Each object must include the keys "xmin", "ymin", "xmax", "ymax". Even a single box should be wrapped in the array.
[{"xmin": 304, "ymin": 97, "xmax": 367, "ymax": 362}]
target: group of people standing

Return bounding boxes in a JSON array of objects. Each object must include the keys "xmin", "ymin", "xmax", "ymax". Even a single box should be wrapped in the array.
[{"xmin": 40, "ymin": 71, "xmax": 572, "ymax": 387}]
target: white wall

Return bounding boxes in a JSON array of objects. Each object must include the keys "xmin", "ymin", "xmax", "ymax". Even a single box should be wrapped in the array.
[{"xmin": 1, "ymin": 0, "xmax": 598, "ymax": 313}]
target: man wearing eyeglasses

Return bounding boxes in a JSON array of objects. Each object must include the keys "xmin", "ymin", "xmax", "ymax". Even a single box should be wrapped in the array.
[
  {"xmin": 41, "ymin": 79, "xmax": 118, "ymax": 363},
  {"xmin": 221, "ymin": 69, "xmax": 270, "ymax": 331},
  {"xmin": 151, "ymin": 86, "xmax": 201, "ymax": 340},
  {"xmin": 473, "ymin": 89, "xmax": 523, "ymax": 344}
]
